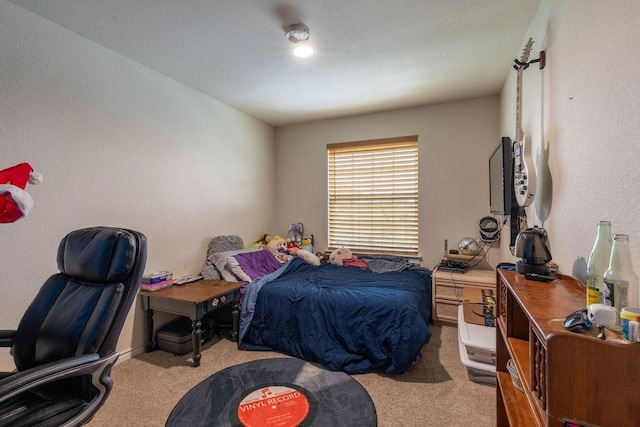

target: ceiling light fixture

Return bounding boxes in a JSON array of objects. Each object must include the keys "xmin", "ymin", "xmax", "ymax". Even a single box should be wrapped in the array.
[
  {"xmin": 285, "ymin": 23, "xmax": 314, "ymax": 58},
  {"xmin": 293, "ymin": 44, "xmax": 314, "ymax": 58},
  {"xmin": 285, "ymin": 24, "xmax": 309, "ymax": 43}
]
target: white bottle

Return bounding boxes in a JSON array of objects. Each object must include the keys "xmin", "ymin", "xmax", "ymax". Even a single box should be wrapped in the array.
[{"xmin": 602, "ymin": 234, "xmax": 639, "ymax": 331}]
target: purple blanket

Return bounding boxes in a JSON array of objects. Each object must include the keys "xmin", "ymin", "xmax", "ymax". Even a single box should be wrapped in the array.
[{"xmin": 234, "ymin": 250, "xmax": 282, "ymax": 281}]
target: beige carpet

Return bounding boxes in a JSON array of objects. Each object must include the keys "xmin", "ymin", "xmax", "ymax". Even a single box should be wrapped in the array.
[{"xmin": 88, "ymin": 324, "xmax": 496, "ymax": 426}]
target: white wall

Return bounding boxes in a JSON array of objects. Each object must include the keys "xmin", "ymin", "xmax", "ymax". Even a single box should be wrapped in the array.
[
  {"xmin": 0, "ymin": 1, "xmax": 276, "ymax": 370},
  {"xmin": 275, "ymin": 97, "xmax": 502, "ymax": 269},
  {"xmin": 7, "ymin": 0, "xmax": 637, "ymax": 373},
  {"xmin": 499, "ymin": 0, "xmax": 640, "ymax": 287}
]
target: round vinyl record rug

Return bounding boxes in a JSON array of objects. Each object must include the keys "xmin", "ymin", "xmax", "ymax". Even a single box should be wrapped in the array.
[{"xmin": 166, "ymin": 358, "xmax": 377, "ymax": 427}]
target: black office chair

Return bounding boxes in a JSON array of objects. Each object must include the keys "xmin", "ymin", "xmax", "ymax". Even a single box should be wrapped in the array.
[{"xmin": 0, "ymin": 226, "xmax": 147, "ymax": 427}]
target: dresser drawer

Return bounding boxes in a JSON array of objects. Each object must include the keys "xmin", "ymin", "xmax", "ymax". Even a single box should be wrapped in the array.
[
  {"xmin": 434, "ymin": 300, "xmax": 459, "ymax": 323},
  {"xmin": 433, "ymin": 269, "xmax": 496, "ymax": 287},
  {"xmin": 434, "ymin": 282, "xmax": 465, "ymax": 301}
]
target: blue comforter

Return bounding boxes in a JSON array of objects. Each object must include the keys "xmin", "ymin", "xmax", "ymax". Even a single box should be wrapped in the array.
[{"xmin": 239, "ymin": 257, "xmax": 432, "ymax": 374}]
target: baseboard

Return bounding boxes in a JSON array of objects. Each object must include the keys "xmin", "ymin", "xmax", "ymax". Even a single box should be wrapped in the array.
[{"xmin": 115, "ymin": 344, "xmax": 146, "ymax": 365}]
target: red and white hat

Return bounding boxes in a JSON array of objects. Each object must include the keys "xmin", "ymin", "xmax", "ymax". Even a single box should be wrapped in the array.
[{"xmin": 0, "ymin": 163, "xmax": 43, "ymax": 223}]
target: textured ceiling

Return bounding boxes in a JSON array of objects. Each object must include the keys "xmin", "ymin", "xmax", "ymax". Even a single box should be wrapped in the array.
[{"xmin": 8, "ymin": 0, "xmax": 540, "ymax": 126}]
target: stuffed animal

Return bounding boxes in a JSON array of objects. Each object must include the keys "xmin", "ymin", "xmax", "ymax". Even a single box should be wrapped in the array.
[
  {"xmin": 266, "ymin": 235, "xmax": 286, "ymax": 253},
  {"xmin": 287, "ymin": 240, "xmax": 299, "ymax": 251},
  {"xmin": 286, "ymin": 222, "xmax": 304, "ymax": 247},
  {"xmin": 301, "ymin": 236, "xmax": 313, "ymax": 253},
  {"xmin": 256, "ymin": 233, "xmax": 271, "ymax": 246},
  {"xmin": 266, "ymin": 235, "xmax": 291, "ymax": 263},
  {"xmin": 315, "ymin": 251, "xmax": 329, "ymax": 263},
  {"xmin": 329, "ymin": 248, "xmax": 353, "ymax": 266}
]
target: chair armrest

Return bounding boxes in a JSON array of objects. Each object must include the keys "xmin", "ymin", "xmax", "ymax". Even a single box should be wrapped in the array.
[
  {"xmin": 0, "ymin": 352, "xmax": 109, "ymax": 404},
  {"xmin": 0, "ymin": 330, "xmax": 16, "ymax": 348}
]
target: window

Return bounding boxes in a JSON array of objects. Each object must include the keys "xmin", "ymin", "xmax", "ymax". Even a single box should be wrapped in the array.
[{"xmin": 327, "ymin": 135, "xmax": 419, "ymax": 256}]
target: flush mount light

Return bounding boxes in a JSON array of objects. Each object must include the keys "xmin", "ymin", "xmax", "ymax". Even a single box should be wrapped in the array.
[
  {"xmin": 293, "ymin": 44, "xmax": 314, "ymax": 58},
  {"xmin": 285, "ymin": 23, "xmax": 314, "ymax": 57},
  {"xmin": 285, "ymin": 24, "xmax": 309, "ymax": 43}
]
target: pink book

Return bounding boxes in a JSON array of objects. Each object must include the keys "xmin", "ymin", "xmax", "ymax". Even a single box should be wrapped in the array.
[{"xmin": 141, "ymin": 279, "xmax": 173, "ymax": 292}]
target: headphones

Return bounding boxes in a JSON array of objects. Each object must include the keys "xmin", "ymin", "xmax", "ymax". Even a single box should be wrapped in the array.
[{"xmin": 479, "ymin": 216, "xmax": 501, "ymax": 243}]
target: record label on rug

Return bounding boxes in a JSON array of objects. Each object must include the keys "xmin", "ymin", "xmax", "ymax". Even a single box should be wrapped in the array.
[{"xmin": 237, "ymin": 385, "xmax": 309, "ymax": 427}]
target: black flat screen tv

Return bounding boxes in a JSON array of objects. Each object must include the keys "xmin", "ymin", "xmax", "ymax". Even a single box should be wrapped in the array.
[{"xmin": 489, "ymin": 137, "xmax": 513, "ymax": 215}]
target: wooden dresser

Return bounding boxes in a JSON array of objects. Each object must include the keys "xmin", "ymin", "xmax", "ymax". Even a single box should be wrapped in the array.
[
  {"xmin": 496, "ymin": 268, "xmax": 640, "ymax": 427},
  {"xmin": 432, "ymin": 256, "xmax": 495, "ymax": 325}
]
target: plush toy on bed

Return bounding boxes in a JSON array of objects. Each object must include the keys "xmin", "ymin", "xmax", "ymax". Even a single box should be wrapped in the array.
[
  {"xmin": 301, "ymin": 236, "xmax": 313, "ymax": 253},
  {"xmin": 286, "ymin": 222, "xmax": 304, "ymax": 248},
  {"xmin": 329, "ymin": 248, "xmax": 353, "ymax": 266},
  {"xmin": 266, "ymin": 235, "xmax": 291, "ymax": 263},
  {"xmin": 256, "ymin": 233, "xmax": 271, "ymax": 246},
  {"xmin": 329, "ymin": 247, "xmax": 369, "ymax": 270},
  {"xmin": 316, "ymin": 251, "xmax": 329, "ymax": 262},
  {"xmin": 266, "ymin": 235, "xmax": 286, "ymax": 253}
]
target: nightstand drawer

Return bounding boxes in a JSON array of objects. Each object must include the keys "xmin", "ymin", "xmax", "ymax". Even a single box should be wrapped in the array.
[
  {"xmin": 434, "ymin": 300, "xmax": 459, "ymax": 322},
  {"xmin": 434, "ymin": 283, "xmax": 464, "ymax": 301},
  {"xmin": 433, "ymin": 269, "xmax": 495, "ymax": 286}
]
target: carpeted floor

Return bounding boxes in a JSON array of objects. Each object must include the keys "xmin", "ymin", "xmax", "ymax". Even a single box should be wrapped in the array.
[{"xmin": 88, "ymin": 324, "xmax": 496, "ymax": 426}]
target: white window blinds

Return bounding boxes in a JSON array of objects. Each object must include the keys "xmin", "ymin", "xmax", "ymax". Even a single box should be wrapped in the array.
[{"xmin": 327, "ymin": 135, "xmax": 419, "ymax": 256}]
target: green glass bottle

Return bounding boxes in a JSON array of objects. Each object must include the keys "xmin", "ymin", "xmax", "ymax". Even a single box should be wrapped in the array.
[
  {"xmin": 602, "ymin": 234, "xmax": 639, "ymax": 331},
  {"xmin": 586, "ymin": 221, "xmax": 612, "ymax": 306}
]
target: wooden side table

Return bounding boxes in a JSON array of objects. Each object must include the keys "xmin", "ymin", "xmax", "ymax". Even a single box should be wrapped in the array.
[{"xmin": 139, "ymin": 279, "xmax": 242, "ymax": 367}]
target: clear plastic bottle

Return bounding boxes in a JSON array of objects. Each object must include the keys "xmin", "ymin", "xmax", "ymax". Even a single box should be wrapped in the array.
[
  {"xmin": 602, "ymin": 234, "xmax": 639, "ymax": 331},
  {"xmin": 586, "ymin": 221, "xmax": 613, "ymax": 306}
]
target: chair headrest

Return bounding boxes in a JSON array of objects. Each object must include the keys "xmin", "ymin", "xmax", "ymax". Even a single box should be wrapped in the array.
[{"xmin": 57, "ymin": 227, "xmax": 137, "ymax": 283}]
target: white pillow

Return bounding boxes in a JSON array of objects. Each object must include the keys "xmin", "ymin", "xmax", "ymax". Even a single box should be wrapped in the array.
[
  {"xmin": 226, "ymin": 256, "xmax": 253, "ymax": 282},
  {"xmin": 296, "ymin": 249, "xmax": 320, "ymax": 266},
  {"xmin": 207, "ymin": 247, "xmax": 259, "ymax": 281}
]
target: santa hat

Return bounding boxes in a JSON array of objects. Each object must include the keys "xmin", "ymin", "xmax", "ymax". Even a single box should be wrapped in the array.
[{"xmin": 0, "ymin": 163, "xmax": 43, "ymax": 223}]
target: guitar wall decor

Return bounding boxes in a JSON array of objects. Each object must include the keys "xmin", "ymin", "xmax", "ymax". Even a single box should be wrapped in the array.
[{"xmin": 513, "ymin": 38, "xmax": 536, "ymax": 208}]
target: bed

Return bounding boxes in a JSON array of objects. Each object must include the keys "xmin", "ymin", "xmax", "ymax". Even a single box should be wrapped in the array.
[{"xmin": 234, "ymin": 254, "xmax": 433, "ymax": 375}]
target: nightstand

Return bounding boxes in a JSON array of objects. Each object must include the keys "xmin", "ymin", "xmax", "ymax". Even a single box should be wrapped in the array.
[{"xmin": 432, "ymin": 254, "xmax": 495, "ymax": 325}]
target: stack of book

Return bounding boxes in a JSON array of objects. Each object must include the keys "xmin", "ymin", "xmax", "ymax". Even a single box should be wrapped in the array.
[{"xmin": 141, "ymin": 270, "xmax": 173, "ymax": 291}]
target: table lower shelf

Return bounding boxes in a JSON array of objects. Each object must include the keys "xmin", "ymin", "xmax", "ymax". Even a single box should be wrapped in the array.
[{"xmin": 497, "ymin": 372, "xmax": 538, "ymax": 426}]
